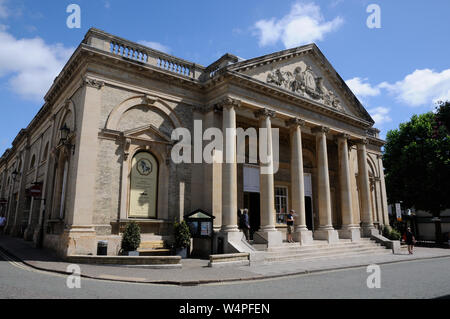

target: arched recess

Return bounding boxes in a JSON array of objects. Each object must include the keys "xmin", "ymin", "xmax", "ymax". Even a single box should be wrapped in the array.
[
  {"xmin": 128, "ymin": 151, "xmax": 159, "ymax": 219},
  {"xmin": 124, "ymin": 146, "xmax": 169, "ymax": 220},
  {"xmin": 367, "ymin": 157, "xmax": 380, "ymax": 224},
  {"xmin": 105, "ymin": 95, "xmax": 182, "ymax": 131},
  {"xmin": 50, "ymin": 109, "xmax": 74, "ymax": 222},
  {"xmin": 53, "ymin": 101, "xmax": 76, "ymax": 146}
]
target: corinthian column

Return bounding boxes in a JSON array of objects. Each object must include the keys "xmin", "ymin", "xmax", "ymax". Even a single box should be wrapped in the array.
[
  {"xmin": 254, "ymin": 108, "xmax": 282, "ymax": 247},
  {"xmin": 337, "ymin": 134, "xmax": 360, "ymax": 241},
  {"xmin": 357, "ymin": 139, "xmax": 377, "ymax": 236},
  {"xmin": 286, "ymin": 118, "xmax": 313, "ymax": 245},
  {"xmin": 312, "ymin": 126, "xmax": 339, "ymax": 243},
  {"xmin": 219, "ymin": 97, "xmax": 241, "ymax": 233}
]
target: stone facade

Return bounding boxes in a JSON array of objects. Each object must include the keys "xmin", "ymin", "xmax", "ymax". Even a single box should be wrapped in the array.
[{"xmin": 0, "ymin": 28, "xmax": 390, "ymax": 256}]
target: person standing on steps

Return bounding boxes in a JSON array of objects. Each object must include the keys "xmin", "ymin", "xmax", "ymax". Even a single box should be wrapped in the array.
[
  {"xmin": 240, "ymin": 209, "xmax": 250, "ymax": 241},
  {"xmin": 287, "ymin": 209, "xmax": 295, "ymax": 243}
]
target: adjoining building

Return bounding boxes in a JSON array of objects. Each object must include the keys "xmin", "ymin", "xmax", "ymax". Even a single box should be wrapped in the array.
[{"xmin": 0, "ymin": 28, "xmax": 390, "ymax": 256}]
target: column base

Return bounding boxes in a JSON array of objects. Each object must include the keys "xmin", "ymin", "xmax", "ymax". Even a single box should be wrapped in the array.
[
  {"xmin": 23, "ymin": 226, "xmax": 35, "ymax": 241},
  {"xmin": 313, "ymin": 228, "xmax": 339, "ymax": 243},
  {"xmin": 338, "ymin": 226, "xmax": 361, "ymax": 242},
  {"xmin": 62, "ymin": 226, "xmax": 97, "ymax": 256},
  {"xmin": 293, "ymin": 227, "xmax": 314, "ymax": 245},
  {"xmin": 361, "ymin": 224, "xmax": 379, "ymax": 237},
  {"xmin": 254, "ymin": 229, "xmax": 282, "ymax": 247},
  {"xmin": 220, "ymin": 225, "xmax": 240, "ymax": 232},
  {"xmin": 216, "ymin": 230, "xmax": 245, "ymax": 254}
]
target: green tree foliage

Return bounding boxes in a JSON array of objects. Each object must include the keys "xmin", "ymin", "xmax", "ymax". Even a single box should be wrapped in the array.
[
  {"xmin": 121, "ymin": 221, "xmax": 141, "ymax": 252},
  {"xmin": 383, "ymin": 102, "xmax": 450, "ymax": 240}
]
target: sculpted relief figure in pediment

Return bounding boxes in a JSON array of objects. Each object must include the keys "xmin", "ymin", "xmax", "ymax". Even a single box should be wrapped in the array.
[{"xmin": 266, "ymin": 63, "xmax": 344, "ymax": 112}]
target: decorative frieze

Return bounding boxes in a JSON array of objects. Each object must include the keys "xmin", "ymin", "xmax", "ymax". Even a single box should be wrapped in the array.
[{"xmin": 266, "ymin": 65, "xmax": 343, "ymax": 111}]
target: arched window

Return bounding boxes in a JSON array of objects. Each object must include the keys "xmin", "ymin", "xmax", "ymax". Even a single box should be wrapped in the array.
[{"xmin": 129, "ymin": 151, "xmax": 158, "ymax": 219}]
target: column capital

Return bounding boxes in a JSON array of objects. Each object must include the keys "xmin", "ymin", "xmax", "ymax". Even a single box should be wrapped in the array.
[
  {"xmin": 356, "ymin": 138, "xmax": 369, "ymax": 146},
  {"xmin": 336, "ymin": 133, "xmax": 351, "ymax": 140},
  {"xmin": 83, "ymin": 77, "xmax": 105, "ymax": 90},
  {"xmin": 215, "ymin": 97, "xmax": 241, "ymax": 110},
  {"xmin": 285, "ymin": 117, "xmax": 306, "ymax": 128},
  {"xmin": 254, "ymin": 108, "xmax": 276, "ymax": 119},
  {"xmin": 311, "ymin": 125, "xmax": 330, "ymax": 135}
]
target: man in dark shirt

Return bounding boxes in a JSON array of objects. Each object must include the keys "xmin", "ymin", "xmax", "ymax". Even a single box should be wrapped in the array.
[
  {"xmin": 287, "ymin": 210, "xmax": 295, "ymax": 243},
  {"xmin": 240, "ymin": 209, "xmax": 250, "ymax": 241}
]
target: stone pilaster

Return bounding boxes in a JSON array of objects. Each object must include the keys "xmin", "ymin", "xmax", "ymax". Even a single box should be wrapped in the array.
[
  {"xmin": 312, "ymin": 126, "xmax": 339, "ymax": 243},
  {"xmin": 337, "ymin": 134, "xmax": 360, "ymax": 241},
  {"xmin": 286, "ymin": 118, "xmax": 313, "ymax": 245}
]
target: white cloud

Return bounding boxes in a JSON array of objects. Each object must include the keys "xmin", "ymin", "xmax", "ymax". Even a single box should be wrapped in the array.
[
  {"xmin": 138, "ymin": 40, "xmax": 170, "ymax": 54},
  {"xmin": 379, "ymin": 69, "xmax": 450, "ymax": 107},
  {"xmin": 346, "ymin": 77, "xmax": 380, "ymax": 99},
  {"xmin": 253, "ymin": 2, "xmax": 344, "ymax": 48},
  {"xmin": 0, "ymin": 30, "xmax": 74, "ymax": 101},
  {"xmin": 368, "ymin": 107, "xmax": 392, "ymax": 125}
]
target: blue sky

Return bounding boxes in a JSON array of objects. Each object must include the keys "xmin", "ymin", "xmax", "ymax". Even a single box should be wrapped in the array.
[{"xmin": 1, "ymin": 0, "xmax": 449, "ymax": 154}]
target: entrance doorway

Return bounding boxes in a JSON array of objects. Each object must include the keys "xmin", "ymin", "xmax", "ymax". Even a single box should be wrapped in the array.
[{"xmin": 243, "ymin": 192, "xmax": 260, "ymax": 240}]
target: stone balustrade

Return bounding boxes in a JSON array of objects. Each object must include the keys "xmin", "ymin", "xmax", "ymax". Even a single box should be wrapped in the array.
[{"xmin": 84, "ymin": 28, "xmax": 204, "ymax": 80}]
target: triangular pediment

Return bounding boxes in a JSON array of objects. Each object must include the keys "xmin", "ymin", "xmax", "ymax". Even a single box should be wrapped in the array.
[
  {"xmin": 124, "ymin": 124, "xmax": 172, "ymax": 143},
  {"xmin": 228, "ymin": 45, "xmax": 374, "ymax": 123}
]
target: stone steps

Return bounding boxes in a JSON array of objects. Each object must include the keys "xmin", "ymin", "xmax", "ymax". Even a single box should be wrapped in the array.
[
  {"xmin": 266, "ymin": 242, "xmax": 383, "ymax": 254},
  {"xmin": 264, "ymin": 249, "xmax": 391, "ymax": 263},
  {"xmin": 252, "ymin": 238, "xmax": 392, "ymax": 263}
]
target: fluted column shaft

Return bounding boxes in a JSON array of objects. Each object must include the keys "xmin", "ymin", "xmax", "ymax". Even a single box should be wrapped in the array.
[
  {"xmin": 338, "ymin": 134, "xmax": 355, "ymax": 226},
  {"xmin": 256, "ymin": 109, "xmax": 276, "ymax": 231},
  {"xmin": 221, "ymin": 99, "xmax": 240, "ymax": 232},
  {"xmin": 314, "ymin": 127, "xmax": 333, "ymax": 229},
  {"xmin": 287, "ymin": 119, "xmax": 307, "ymax": 229},
  {"xmin": 357, "ymin": 140, "xmax": 375, "ymax": 234}
]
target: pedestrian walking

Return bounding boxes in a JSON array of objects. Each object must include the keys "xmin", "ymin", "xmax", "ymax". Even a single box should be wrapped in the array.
[
  {"xmin": 405, "ymin": 227, "xmax": 416, "ymax": 255},
  {"xmin": 0, "ymin": 215, "xmax": 6, "ymax": 235},
  {"xmin": 287, "ymin": 209, "xmax": 295, "ymax": 243}
]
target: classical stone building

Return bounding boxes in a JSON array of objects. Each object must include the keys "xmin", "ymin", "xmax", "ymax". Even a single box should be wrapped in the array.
[{"xmin": 0, "ymin": 28, "xmax": 390, "ymax": 256}]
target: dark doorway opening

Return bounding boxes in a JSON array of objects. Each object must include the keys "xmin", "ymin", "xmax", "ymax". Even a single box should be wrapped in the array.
[
  {"xmin": 244, "ymin": 192, "xmax": 260, "ymax": 240},
  {"xmin": 305, "ymin": 196, "xmax": 313, "ymax": 231}
]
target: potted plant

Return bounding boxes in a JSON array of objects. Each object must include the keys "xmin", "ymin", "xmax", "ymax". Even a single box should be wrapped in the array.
[
  {"xmin": 121, "ymin": 221, "xmax": 141, "ymax": 256},
  {"xmin": 174, "ymin": 220, "xmax": 191, "ymax": 259}
]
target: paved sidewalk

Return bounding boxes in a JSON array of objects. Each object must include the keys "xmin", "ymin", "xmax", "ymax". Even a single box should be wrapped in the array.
[{"xmin": 1, "ymin": 235, "xmax": 450, "ymax": 285}]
